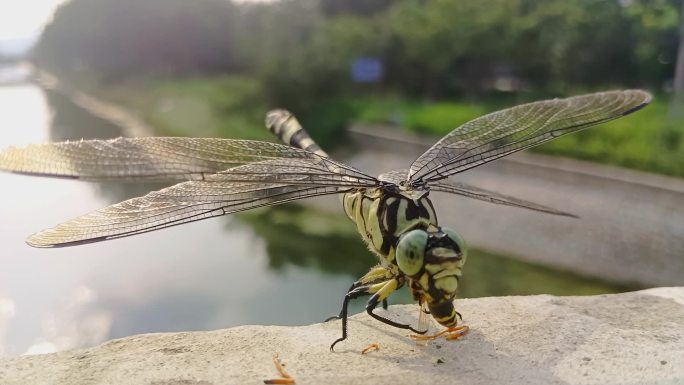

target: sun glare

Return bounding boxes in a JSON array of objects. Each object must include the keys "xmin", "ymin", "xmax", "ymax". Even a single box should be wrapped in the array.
[{"xmin": 0, "ymin": 0, "xmax": 66, "ymax": 41}]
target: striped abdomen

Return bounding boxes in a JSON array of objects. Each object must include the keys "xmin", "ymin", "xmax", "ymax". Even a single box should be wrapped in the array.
[{"xmin": 266, "ymin": 109, "xmax": 327, "ymax": 157}]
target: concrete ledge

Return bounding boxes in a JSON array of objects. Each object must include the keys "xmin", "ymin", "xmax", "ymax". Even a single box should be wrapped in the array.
[{"xmin": 1, "ymin": 288, "xmax": 682, "ymax": 385}]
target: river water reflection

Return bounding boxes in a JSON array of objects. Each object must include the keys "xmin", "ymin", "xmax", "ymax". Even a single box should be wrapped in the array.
[{"xmin": 0, "ymin": 81, "xmax": 630, "ymax": 357}]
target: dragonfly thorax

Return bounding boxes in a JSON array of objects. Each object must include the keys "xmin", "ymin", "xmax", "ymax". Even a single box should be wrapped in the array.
[{"xmin": 342, "ymin": 187, "xmax": 438, "ymax": 264}]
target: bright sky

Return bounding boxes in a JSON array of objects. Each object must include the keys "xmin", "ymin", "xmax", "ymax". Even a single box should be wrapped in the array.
[
  {"xmin": 0, "ymin": 0, "xmax": 272, "ymax": 43},
  {"xmin": 0, "ymin": 0, "xmax": 66, "ymax": 41}
]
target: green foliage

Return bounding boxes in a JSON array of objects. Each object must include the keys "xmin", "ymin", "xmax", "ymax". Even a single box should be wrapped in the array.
[
  {"xmin": 403, "ymin": 103, "xmax": 487, "ymax": 135},
  {"xmin": 351, "ymin": 96, "xmax": 487, "ymax": 134},
  {"xmin": 36, "ymin": 0, "xmax": 683, "ymax": 97},
  {"xmin": 295, "ymin": 98, "xmax": 358, "ymax": 150},
  {"xmin": 385, "ymin": 0, "xmax": 518, "ymax": 95}
]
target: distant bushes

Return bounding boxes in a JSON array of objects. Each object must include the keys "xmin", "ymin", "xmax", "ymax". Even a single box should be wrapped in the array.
[
  {"xmin": 35, "ymin": 0, "xmax": 242, "ymax": 80},
  {"xmin": 35, "ymin": 0, "xmax": 682, "ymax": 104}
]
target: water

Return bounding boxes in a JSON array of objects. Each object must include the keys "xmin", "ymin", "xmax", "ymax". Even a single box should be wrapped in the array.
[{"xmin": 0, "ymin": 81, "xmax": 630, "ymax": 357}]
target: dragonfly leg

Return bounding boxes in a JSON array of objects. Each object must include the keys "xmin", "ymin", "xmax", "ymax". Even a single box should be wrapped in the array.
[
  {"xmin": 329, "ymin": 284, "xmax": 373, "ymax": 351},
  {"xmin": 365, "ymin": 279, "xmax": 427, "ymax": 335},
  {"xmin": 325, "ymin": 265, "xmax": 394, "ymax": 322},
  {"xmin": 324, "ymin": 281, "xmax": 361, "ymax": 322},
  {"xmin": 409, "ymin": 325, "xmax": 469, "ymax": 342}
]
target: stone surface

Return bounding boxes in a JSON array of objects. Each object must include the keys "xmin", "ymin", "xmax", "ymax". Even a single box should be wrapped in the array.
[{"xmin": 1, "ymin": 288, "xmax": 683, "ymax": 385}]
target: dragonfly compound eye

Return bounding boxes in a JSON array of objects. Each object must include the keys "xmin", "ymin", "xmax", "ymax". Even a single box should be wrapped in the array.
[{"xmin": 396, "ymin": 229, "xmax": 428, "ymax": 277}]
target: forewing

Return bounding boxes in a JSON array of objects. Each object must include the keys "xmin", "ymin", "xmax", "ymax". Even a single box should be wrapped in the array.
[
  {"xmin": 0, "ymin": 137, "xmax": 323, "ymax": 181},
  {"xmin": 408, "ymin": 90, "xmax": 651, "ymax": 184},
  {"xmin": 27, "ymin": 158, "xmax": 379, "ymax": 247},
  {"xmin": 430, "ymin": 180, "xmax": 576, "ymax": 217}
]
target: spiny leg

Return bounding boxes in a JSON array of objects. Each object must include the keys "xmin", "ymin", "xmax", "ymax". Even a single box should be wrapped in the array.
[
  {"xmin": 324, "ymin": 281, "xmax": 360, "ymax": 322},
  {"xmin": 325, "ymin": 265, "xmax": 394, "ymax": 322},
  {"xmin": 329, "ymin": 284, "xmax": 374, "ymax": 351},
  {"xmin": 329, "ymin": 278, "xmax": 409, "ymax": 351},
  {"xmin": 365, "ymin": 279, "xmax": 427, "ymax": 335}
]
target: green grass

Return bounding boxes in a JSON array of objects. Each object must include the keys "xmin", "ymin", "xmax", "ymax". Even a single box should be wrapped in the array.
[
  {"xmin": 96, "ymin": 75, "xmax": 274, "ymax": 141},
  {"xmin": 95, "ymin": 76, "xmax": 354, "ymax": 150},
  {"xmin": 349, "ymin": 95, "xmax": 489, "ymax": 135}
]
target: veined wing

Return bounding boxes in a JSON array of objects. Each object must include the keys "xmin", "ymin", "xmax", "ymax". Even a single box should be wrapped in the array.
[
  {"xmin": 378, "ymin": 169, "xmax": 574, "ymax": 217},
  {"xmin": 408, "ymin": 90, "xmax": 651, "ymax": 184},
  {"xmin": 430, "ymin": 180, "xmax": 576, "ymax": 217},
  {"xmin": 378, "ymin": 169, "xmax": 409, "ymax": 185},
  {"xmin": 27, "ymin": 158, "xmax": 380, "ymax": 247},
  {"xmin": 0, "ymin": 137, "xmax": 325, "ymax": 181}
]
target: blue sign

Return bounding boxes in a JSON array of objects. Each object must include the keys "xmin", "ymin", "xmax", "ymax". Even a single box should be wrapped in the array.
[{"xmin": 351, "ymin": 57, "xmax": 383, "ymax": 83}]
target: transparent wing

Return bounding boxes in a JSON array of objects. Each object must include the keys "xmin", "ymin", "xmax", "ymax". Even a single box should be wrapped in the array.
[
  {"xmin": 408, "ymin": 90, "xmax": 651, "ymax": 184},
  {"xmin": 430, "ymin": 180, "xmax": 576, "ymax": 217},
  {"xmin": 378, "ymin": 169, "xmax": 409, "ymax": 185},
  {"xmin": 0, "ymin": 137, "xmax": 327, "ymax": 181},
  {"xmin": 418, "ymin": 302, "xmax": 432, "ymax": 333},
  {"xmin": 27, "ymin": 158, "xmax": 380, "ymax": 247}
]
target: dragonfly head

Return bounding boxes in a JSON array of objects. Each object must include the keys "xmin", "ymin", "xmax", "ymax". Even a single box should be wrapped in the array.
[
  {"xmin": 397, "ymin": 227, "xmax": 466, "ymax": 326},
  {"xmin": 396, "ymin": 226, "xmax": 467, "ymax": 294}
]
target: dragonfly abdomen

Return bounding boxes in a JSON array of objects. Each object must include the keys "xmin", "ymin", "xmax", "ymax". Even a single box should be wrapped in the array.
[
  {"xmin": 265, "ymin": 109, "xmax": 327, "ymax": 157},
  {"xmin": 428, "ymin": 301, "xmax": 459, "ymax": 327}
]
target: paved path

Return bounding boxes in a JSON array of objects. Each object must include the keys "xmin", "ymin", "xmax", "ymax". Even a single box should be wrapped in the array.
[
  {"xmin": 34, "ymin": 68, "xmax": 153, "ymax": 137},
  {"xmin": 339, "ymin": 125, "xmax": 684, "ymax": 287}
]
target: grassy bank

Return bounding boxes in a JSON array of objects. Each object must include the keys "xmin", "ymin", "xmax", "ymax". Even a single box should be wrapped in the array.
[
  {"xmin": 93, "ymin": 75, "xmax": 355, "ymax": 150},
  {"xmin": 90, "ymin": 75, "xmax": 683, "ymax": 178}
]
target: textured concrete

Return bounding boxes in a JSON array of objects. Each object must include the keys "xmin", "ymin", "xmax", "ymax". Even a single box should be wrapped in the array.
[
  {"xmin": 341, "ymin": 125, "xmax": 684, "ymax": 287},
  {"xmin": 1, "ymin": 288, "xmax": 682, "ymax": 385}
]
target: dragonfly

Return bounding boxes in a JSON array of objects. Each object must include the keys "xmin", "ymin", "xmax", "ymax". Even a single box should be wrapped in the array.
[{"xmin": 0, "ymin": 90, "xmax": 651, "ymax": 351}]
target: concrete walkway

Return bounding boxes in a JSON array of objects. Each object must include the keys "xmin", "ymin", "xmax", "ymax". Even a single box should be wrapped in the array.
[
  {"xmin": 341, "ymin": 125, "xmax": 684, "ymax": 288},
  {"xmin": 34, "ymin": 68, "xmax": 154, "ymax": 137},
  {"xmin": 1, "ymin": 288, "xmax": 682, "ymax": 385}
]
